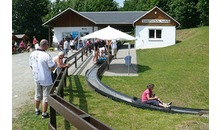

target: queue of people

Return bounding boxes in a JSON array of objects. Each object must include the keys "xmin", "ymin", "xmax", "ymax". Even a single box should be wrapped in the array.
[
  {"xmin": 12, "ymin": 33, "xmax": 118, "ymax": 62},
  {"xmin": 56, "ymin": 35, "xmax": 117, "ymax": 63},
  {"xmin": 12, "ymin": 36, "xmax": 39, "ymax": 53},
  {"xmin": 58, "ymin": 35, "xmax": 87, "ymax": 52},
  {"xmin": 92, "ymin": 39, "xmax": 117, "ymax": 63}
]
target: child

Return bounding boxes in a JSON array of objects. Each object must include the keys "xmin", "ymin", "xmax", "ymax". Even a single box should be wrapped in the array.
[
  {"xmin": 97, "ymin": 50, "xmax": 107, "ymax": 64},
  {"xmin": 142, "ymin": 83, "xmax": 172, "ymax": 108},
  {"xmin": 100, "ymin": 50, "xmax": 106, "ymax": 58}
]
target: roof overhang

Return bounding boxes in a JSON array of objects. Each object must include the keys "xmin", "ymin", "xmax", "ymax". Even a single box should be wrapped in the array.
[
  {"xmin": 12, "ymin": 34, "xmax": 28, "ymax": 40},
  {"xmin": 42, "ymin": 8, "xmax": 97, "ymax": 26},
  {"xmin": 43, "ymin": 6, "xmax": 180, "ymax": 28},
  {"xmin": 133, "ymin": 6, "xmax": 181, "ymax": 28}
]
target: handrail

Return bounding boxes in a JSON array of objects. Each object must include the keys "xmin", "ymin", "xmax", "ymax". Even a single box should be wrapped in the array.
[
  {"xmin": 65, "ymin": 45, "xmax": 91, "ymax": 68},
  {"xmin": 48, "ymin": 45, "xmax": 113, "ymax": 130}
]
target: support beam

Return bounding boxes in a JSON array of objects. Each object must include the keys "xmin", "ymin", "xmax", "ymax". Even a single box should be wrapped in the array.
[{"xmin": 48, "ymin": 25, "xmax": 51, "ymax": 47}]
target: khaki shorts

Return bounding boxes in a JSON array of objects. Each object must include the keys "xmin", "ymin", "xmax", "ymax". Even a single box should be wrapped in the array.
[
  {"xmin": 35, "ymin": 82, "xmax": 52, "ymax": 102},
  {"xmin": 112, "ymin": 48, "xmax": 117, "ymax": 55}
]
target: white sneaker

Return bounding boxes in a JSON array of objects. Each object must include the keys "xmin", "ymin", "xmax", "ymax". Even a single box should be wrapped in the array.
[{"xmin": 42, "ymin": 113, "xmax": 50, "ymax": 119}]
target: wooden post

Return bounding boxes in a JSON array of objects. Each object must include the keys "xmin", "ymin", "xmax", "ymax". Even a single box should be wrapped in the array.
[
  {"xmin": 75, "ymin": 57, "xmax": 77, "ymax": 68},
  {"xmin": 50, "ymin": 106, "xmax": 57, "ymax": 129},
  {"xmin": 81, "ymin": 52, "xmax": 83, "ymax": 61},
  {"xmin": 48, "ymin": 25, "xmax": 51, "ymax": 47}
]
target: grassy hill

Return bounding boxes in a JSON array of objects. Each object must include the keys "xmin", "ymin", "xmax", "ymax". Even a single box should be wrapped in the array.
[
  {"xmin": 99, "ymin": 26, "xmax": 209, "ymax": 129},
  {"xmin": 136, "ymin": 26, "xmax": 209, "ymax": 109},
  {"xmin": 12, "ymin": 27, "xmax": 209, "ymax": 130},
  {"xmin": 102, "ymin": 26, "xmax": 209, "ymax": 109}
]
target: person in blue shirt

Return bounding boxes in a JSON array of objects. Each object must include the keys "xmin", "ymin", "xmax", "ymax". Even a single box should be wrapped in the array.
[{"xmin": 78, "ymin": 40, "xmax": 84, "ymax": 50}]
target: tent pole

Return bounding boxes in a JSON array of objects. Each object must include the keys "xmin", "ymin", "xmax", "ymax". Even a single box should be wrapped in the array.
[
  {"xmin": 48, "ymin": 25, "xmax": 51, "ymax": 47},
  {"xmin": 128, "ymin": 43, "xmax": 130, "ymax": 75},
  {"xmin": 107, "ymin": 40, "xmax": 111, "ymax": 70}
]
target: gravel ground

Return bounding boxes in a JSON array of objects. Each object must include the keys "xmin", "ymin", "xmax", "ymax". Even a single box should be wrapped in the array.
[{"xmin": 12, "ymin": 50, "xmax": 65, "ymax": 118}]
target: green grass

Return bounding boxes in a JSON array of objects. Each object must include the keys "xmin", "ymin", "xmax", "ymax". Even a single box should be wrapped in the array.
[
  {"xmin": 63, "ymin": 75, "xmax": 208, "ymax": 130},
  {"xmin": 12, "ymin": 26, "xmax": 209, "ymax": 129},
  {"xmin": 102, "ymin": 26, "xmax": 209, "ymax": 109}
]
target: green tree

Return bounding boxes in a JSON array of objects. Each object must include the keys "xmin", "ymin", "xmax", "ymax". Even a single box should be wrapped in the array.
[
  {"xmin": 121, "ymin": 0, "xmax": 208, "ymax": 29},
  {"xmin": 169, "ymin": 0, "xmax": 200, "ymax": 28},
  {"xmin": 196, "ymin": 0, "xmax": 209, "ymax": 26},
  {"xmin": 83, "ymin": 0, "xmax": 118, "ymax": 11},
  {"xmin": 43, "ymin": 0, "xmax": 73, "ymax": 22},
  {"xmin": 12, "ymin": 0, "xmax": 50, "ymax": 42},
  {"xmin": 44, "ymin": 0, "xmax": 118, "ymax": 19},
  {"xmin": 121, "ymin": 0, "xmax": 171, "ymax": 12},
  {"xmin": 72, "ymin": 0, "xmax": 86, "ymax": 12},
  {"xmin": 120, "ymin": 0, "xmax": 138, "ymax": 11}
]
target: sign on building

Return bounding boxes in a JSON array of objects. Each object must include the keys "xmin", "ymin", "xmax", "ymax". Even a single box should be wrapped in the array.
[{"xmin": 142, "ymin": 19, "xmax": 171, "ymax": 23}]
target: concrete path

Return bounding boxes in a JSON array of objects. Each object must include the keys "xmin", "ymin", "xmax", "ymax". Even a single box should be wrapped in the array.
[
  {"xmin": 68, "ymin": 52, "xmax": 94, "ymax": 76},
  {"xmin": 70, "ymin": 43, "xmax": 138, "ymax": 76},
  {"xmin": 103, "ymin": 43, "xmax": 138, "ymax": 76}
]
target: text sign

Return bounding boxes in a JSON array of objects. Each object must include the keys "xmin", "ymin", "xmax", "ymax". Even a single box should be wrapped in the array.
[{"xmin": 142, "ymin": 19, "xmax": 170, "ymax": 23}]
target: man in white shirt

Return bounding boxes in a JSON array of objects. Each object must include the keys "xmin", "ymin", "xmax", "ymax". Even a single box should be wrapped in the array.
[
  {"xmin": 34, "ymin": 41, "xmax": 39, "ymax": 50},
  {"xmin": 63, "ymin": 38, "xmax": 68, "ymax": 57},
  {"xmin": 29, "ymin": 39, "xmax": 56, "ymax": 119},
  {"xmin": 110, "ymin": 40, "xmax": 117, "ymax": 59}
]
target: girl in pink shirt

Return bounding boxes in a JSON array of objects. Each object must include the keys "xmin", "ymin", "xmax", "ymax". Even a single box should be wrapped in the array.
[
  {"xmin": 19, "ymin": 40, "xmax": 25, "ymax": 53},
  {"xmin": 142, "ymin": 83, "xmax": 171, "ymax": 108}
]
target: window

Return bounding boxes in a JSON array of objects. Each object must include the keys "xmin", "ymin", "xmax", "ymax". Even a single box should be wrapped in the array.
[
  {"xmin": 80, "ymin": 32, "xmax": 89, "ymax": 37},
  {"xmin": 149, "ymin": 30, "xmax": 155, "ymax": 38},
  {"xmin": 62, "ymin": 32, "xmax": 71, "ymax": 39},
  {"xmin": 156, "ymin": 30, "xmax": 161, "ymax": 38},
  {"xmin": 149, "ymin": 29, "xmax": 162, "ymax": 40}
]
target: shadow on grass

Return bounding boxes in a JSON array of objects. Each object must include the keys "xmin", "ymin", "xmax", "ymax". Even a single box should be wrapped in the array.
[
  {"xmin": 74, "ymin": 75, "xmax": 88, "ymax": 112},
  {"xmin": 137, "ymin": 64, "xmax": 151, "ymax": 73},
  {"xmin": 64, "ymin": 75, "xmax": 89, "ymax": 129},
  {"xmin": 176, "ymin": 40, "xmax": 182, "ymax": 44}
]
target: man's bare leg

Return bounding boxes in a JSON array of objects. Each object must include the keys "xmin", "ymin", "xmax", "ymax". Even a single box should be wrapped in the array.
[
  {"xmin": 42, "ymin": 102, "xmax": 48, "ymax": 113},
  {"xmin": 35, "ymin": 100, "xmax": 40, "ymax": 109},
  {"xmin": 41, "ymin": 102, "xmax": 50, "ymax": 118},
  {"xmin": 35, "ymin": 100, "xmax": 41, "ymax": 115}
]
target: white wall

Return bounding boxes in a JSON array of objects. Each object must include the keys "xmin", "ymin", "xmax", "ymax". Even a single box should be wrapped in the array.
[
  {"xmin": 53, "ymin": 27, "xmax": 98, "ymax": 43},
  {"xmin": 135, "ymin": 26, "xmax": 176, "ymax": 49}
]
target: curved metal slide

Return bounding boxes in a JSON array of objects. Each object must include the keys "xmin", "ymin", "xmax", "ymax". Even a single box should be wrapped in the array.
[{"xmin": 85, "ymin": 62, "xmax": 209, "ymax": 115}]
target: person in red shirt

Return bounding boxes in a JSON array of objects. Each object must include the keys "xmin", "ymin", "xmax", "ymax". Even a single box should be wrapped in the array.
[{"xmin": 33, "ymin": 36, "xmax": 37, "ymax": 45}]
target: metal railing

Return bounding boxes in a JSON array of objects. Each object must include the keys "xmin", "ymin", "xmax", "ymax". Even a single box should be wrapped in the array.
[
  {"xmin": 66, "ymin": 46, "xmax": 91, "ymax": 69},
  {"xmin": 48, "ymin": 45, "xmax": 113, "ymax": 130}
]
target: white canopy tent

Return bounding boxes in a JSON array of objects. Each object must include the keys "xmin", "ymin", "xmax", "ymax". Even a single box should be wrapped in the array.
[
  {"xmin": 81, "ymin": 26, "xmax": 136, "ymax": 41},
  {"xmin": 81, "ymin": 26, "xmax": 136, "ymax": 73}
]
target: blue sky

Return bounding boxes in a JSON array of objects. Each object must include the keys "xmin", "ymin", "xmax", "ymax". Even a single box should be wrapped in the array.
[
  {"xmin": 50, "ymin": 0, "xmax": 124, "ymax": 7},
  {"xmin": 115, "ymin": 0, "xmax": 124, "ymax": 7}
]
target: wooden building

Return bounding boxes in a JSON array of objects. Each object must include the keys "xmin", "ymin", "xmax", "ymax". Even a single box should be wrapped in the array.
[{"xmin": 43, "ymin": 6, "xmax": 180, "ymax": 49}]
